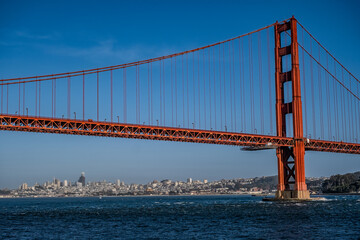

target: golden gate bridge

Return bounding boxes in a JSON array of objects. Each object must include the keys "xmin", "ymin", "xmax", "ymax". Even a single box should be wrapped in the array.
[{"xmin": 0, "ymin": 17, "xmax": 359, "ymax": 199}]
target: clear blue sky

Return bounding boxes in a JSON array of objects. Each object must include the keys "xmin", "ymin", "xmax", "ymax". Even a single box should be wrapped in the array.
[{"xmin": 0, "ymin": 0, "xmax": 359, "ymax": 189}]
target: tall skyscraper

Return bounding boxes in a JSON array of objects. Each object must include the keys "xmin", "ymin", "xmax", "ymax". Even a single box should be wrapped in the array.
[
  {"xmin": 78, "ymin": 172, "xmax": 86, "ymax": 187},
  {"xmin": 116, "ymin": 179, "xmax": 121, "ymax": 187},
  {"xmin": 54, "ymin": 178, "xmax": 60, "ymax": 188},
  {"xmin": 19, "ymin": 183, "xmax": 28, "ymax": 190}
]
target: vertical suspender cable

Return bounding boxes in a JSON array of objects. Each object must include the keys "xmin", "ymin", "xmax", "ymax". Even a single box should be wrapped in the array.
[
  {"xmin": 39, "ymin": 79, "xmax": 41, "ymax": 117},
  {"xmin": 67, "ymin": 76, "xmax": 70, "ymax": 119},
  {"xmin": 193, "ymin": 52, "xmax": 196, "ymax": 128},
  {"xmin": 203, "ymin": 50, "xmax": 207, "ymax": 129},
  {"xmin": 150, "ymin": 63, "xmax": 153, "ymax": 125},
  {"xmin": 318, "ymin": 46, "xmax": 324, "ymax": 139},
  {"xmin": 111, "ymin": 69, "xmax": 113, "ymax": 122},
  {"xmin": 334, "ymin": 61, "xmax": 339, "ymax": 140},
  {"xmin": 148, "ymin": 64, "xmax": 151, "ymax": 125},
  {"xmin": 182, "ymin": 55, "xmax": 184, "ymax": 127},
  {"xmin": 232, "ymin": 41, "xmax": 236, "ymax": 132},
  {"xmin": 310, "ymin": 39, "xmax": 316, "ymax": 138},
  {"xmin": 54, "ymin": 78, "xmax": 56, "ymax": 117},
  {"xmin": 326, "ymin": 52, "xmax": 331, "ymax": 139},
  {"xmin": 258, "ymin": 32, "xmax": 264, "ymax": 134},
  {"xmin": 249, "ymin": 35, "xmax": 254, "ymax": 132},
  {"xmin": 83, "ymin": 73, "xmax": 85, "ymax": 120},
  {"xmin": 198, "ymin": 52, "xmax": 201, "ymax": 128},
  {"xmin": 242, "ymin": 38, "xmax": 246, "ymax": 132},
  {"xmin": 123, "ymin": 68, "xmax": 127, "ymax": 123},
  {"xmin": 219, "ymin": 45, "xmax": 222, "ymax": 130},
  {"xmin": 267, "ymin": 28, "xmax": 273, "ymax": 135},
  {"xmin": 171, "ymin": 58, "xmax": 173, "ymax": 126},
  {"xmin": 229, "ymin": 42, "xmax": 233, "ymax": 131},
  {"xmin": 208, "ymin": 48, "xmax": 212, "ymax": 129},
  {"xmin": 223, "ymin": 44, "xmax": 227, "ymax": 130},
  {"xmin": 51, "ymin": 78, "xmax": 53, "ymax": 117},
  {"xmin": 160, "ymin": 61, "xmax": 162, "ymax": 125},
  {"xmin": 97, "ymin": 72, "xmax": 99, "ymax": 121},
  {"xmin": 186, "ymin": 54, "xmax": 189, "ymax": 128},
  {"xmin": 163, "ymin": 60, "xmax": 165, "ymax": 125},
  {"xmin": 175, "ymin": 57, "xmax": 177, "ymax": 127},
  {"xmin": 23, "ymin": 82, "xmax": 25, "ymax": 116},
  {"xmin": 138, "ymin": 65, "xmax": 141, "ymax": 124},
  {"xmin": 35, "ymin": 80, "xmax": 37, "ymax": 116},
  {"xmin": 341, "ymin": 69, "xmax": 346, "ymax": 140},
  {"xmin": 139, "ymin": 66, "xmax": 141, "ymax": 124},
  {"xmin": 238, "ymin": 38, "xmax": 243, "ymax": 131},
  {"xmin": 213, "ymin": 47, "xmax": 217, "ymax": 130},
  {"xmin": 1, "ymin": 83, "xmax": 3, "ymax": 114},
  {"xmin": 355, "ymin": 79, "xmax": 360, "ymax": 143},
  {"xmin": 7, "ymin": 84, "xmax": 8, "ymax": 114},
  {"xmin": 349, "ymin": 75, "xmax": 353, "ymax": 142},
  {"xmin": 18, "ymin": 80, "xmax": 20, "ymax": 115}
]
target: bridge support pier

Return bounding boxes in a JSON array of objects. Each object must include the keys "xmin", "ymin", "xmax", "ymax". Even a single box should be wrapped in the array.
[
  {"xmin": 274, "ymin": 17, "xmax": 310, "ymax": 200},
  {"xmin": 275, "ymin": 190, "xmax": 310, "ymax": 199}
]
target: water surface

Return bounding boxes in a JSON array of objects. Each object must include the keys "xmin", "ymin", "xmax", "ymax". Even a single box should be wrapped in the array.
[{"xmin": 1, "ymin": 195, "xmax": 359, "ymax": 239}]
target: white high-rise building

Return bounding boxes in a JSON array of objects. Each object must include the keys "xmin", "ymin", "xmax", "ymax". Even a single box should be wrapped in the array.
[
  {"xmin": 19, "ymin": 183, "xmax": 28, "ymax": 190},
  {"xmin": 187, "ymin": 178, "xmax": 193, "ymax": 184},
  {"xmin": 116, "ymin": 179, "xmax": 121, "ymax": 187},
  {"xmin": 63, "ymin": 180, "xmax": 68, "ymax": 187}
]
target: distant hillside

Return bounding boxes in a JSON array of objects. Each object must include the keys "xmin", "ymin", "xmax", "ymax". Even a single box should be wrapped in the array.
[{"xmin": 322, "ymin": 171, "xmax": 360, "ymax": 193}]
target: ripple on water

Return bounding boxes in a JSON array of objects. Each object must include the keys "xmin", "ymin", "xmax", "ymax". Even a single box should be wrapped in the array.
[{"xmin": 0, "ymin": 195, "xmax": 359, "ymax": 239}]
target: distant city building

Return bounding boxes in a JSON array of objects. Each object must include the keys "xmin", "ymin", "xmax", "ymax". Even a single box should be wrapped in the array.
[
  {"xmin": 116, "ymin": 179, "xmax": 121, "ymax": 187},
  {"xmin": 78, "ymin": 172, "xmax": 86, "ymax": 187},
  {"xmin": 187, "ymin": 178, "xmax": 193, "ymax": 184},
  {"xmin": 203, "ymin": 179, "xmax": 208, "ymax": 184},
  {"xmin": 54, "ymin": 178, "xmax": 60, "ymax": 188},
  {"xmin": 19, "ymin": 183, "xmax": 28, "ymax": 190},
  {"xmin": 161, "ymin": 179, "xmax": 172, "ymax": 185},
  {"xmin": 63, "ymin": 180, "xmax": 68, "ymax": 187}
]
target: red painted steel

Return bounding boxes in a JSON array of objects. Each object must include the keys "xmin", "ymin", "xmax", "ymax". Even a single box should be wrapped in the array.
[
  {"xmin": 0, "ymin": 114, "xmax": 293, "ymax": 147},
  {"xmin": 290, "ymin": 18, "xmax": 307, "ymax": 191},
  {"xmin": 275, "ymin": 17, "xmax": 308, "ymax": 192},
  {"xmin": 0, "ymin": 114, "xmax": 359, "ymax": 154}
]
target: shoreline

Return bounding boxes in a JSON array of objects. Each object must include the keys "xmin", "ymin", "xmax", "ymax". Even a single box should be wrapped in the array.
[
  {"xmin": 0, "ymin": 193, "xmax": 273, "ymax": 199},
  {"xmin": 1, "ymin": 192, "xmax": 360, "ymax": 199}
]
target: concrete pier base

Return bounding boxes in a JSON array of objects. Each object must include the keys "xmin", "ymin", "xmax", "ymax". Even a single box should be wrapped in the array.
[
  {"xmin": 263, "ymin": 190, "xmax": 312, "ymax": 202},
  {"xmin": 275, "ymin": 190, "xmax": 310, "ymax": 200}
]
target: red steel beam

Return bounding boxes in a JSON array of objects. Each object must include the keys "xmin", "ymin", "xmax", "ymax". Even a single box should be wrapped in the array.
[
  {"xmin": 0, "ymin": 114, "xmax": 292, "ymax": 147},
  {"xmin": 0, "ymin": 115, "xmax": 359, "ymax": 154}
]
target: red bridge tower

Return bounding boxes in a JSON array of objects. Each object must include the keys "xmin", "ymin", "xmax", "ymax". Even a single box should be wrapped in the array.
[{"xmin": 274, "ymin": 17, "xmax": 310, "ymax": 199}]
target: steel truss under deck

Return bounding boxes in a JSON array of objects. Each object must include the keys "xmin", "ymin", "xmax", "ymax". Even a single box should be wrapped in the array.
[{"xmin": 0, "ymin": 115, "xmax": 359, "ymax": 154}]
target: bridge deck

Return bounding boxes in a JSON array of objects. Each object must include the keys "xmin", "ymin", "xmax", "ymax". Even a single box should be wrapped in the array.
[{"xmin": 0, "ymin": 115, "xmax": 359, "ymax": 154}]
